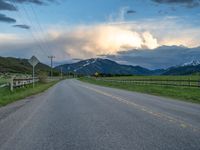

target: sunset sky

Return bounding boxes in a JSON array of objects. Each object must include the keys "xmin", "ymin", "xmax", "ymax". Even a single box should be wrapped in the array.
[{"xmin": 0, "ymin": 0, "xmax": 200, "ymax": 69}]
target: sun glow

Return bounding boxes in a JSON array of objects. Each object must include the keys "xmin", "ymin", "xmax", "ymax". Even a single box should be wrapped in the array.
[{"xmin": 96, "ymin": 26, "xmax": 143, "ymax": 54}]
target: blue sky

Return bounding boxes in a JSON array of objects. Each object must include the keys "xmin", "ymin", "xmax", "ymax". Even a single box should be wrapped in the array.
[
  {"xmin": 1, "ymin": 0, "xmax": 200, "ymax": 30},
  {"xmin": 0, "ymin": 0, "xmax": 200, "ymax": 68}
]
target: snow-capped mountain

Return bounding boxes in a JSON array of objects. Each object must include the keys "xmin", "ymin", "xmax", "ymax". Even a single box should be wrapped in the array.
[
  {"xmin": 55, "ymin": 58, "xmax": 200, "ymax": 76},
  {"xmin": 182, "ymin": 60, "xmax": 200, "ymax": 67},
  {"xmin": 163, "ymin": 60, "xmax": 200, "ymax": 75},
  {"xmin": 55, "ymin": 58, "xmax": 152, "ymax": 75}
]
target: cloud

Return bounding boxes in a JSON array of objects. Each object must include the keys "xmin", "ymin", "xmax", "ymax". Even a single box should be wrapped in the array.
[
  {"xmin": 13, "ymin": 24, "xmax": 30, "ymax": 29},
  {"xmin": 14, "ymin": 0, "xmax": 43, "ymax": 5},
  {"xmin": 0, "ymin": 23, "xmax": 159, "ymax": 63},
  {"xmin": 0, "ymin": 0, "xmax": 58, "ymax": 26},
  {"xmin": 0, "ymin": 33, "xmax": 19, "ymax": 42},
  {"xmin": 13, "ymin": 0, "xmax": 56, "ymax": 5},
  {"xmin": 120, "ymin": 16, "xmax": 200, "ymax": 48},
  {"xmin": 104, "ymin": 46, "xmax": 200, "ymax": 69},
  {"xmin": 127, "ymin": 10, "xmax": 136, "ymax": 14},
  {"xmin": 34, "ymin": 17, "xmax": 200, "ymax": 63},
  {"xmin": 47, "ymin": 24, "xmax": 159, "ymax": 59},
  {"xmin": 0, "ymin": 0, "xmax": 16, "ymax": 11},
  {"xmin": 0, "ymin": 0, "xmax": 57, "ymax": 11},
  {"xmin": 152, "ymin": 0, "xmax": 200, "ymax": 8},
  {"xmin": 142, "ymin": 32, "xmax": 159, "ymax": 49},
  {"xmin": 0, "ymin": 16, "xmax": 200, "ymax": 66},
  {"xmin": 0, "ymin": 13, "xmax": 16, "ymax": 23}
]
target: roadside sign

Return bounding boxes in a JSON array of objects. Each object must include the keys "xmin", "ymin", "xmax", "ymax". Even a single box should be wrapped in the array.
[
  {"xmin": 28, "ymin": 56, "xmax": 39, "ymax": 88},
  {"xmin": 28, "ymin": 56, "xmax": 39, "ymax": 67},
  {"xmin": 95, "ymin": 72, "xmax": 99, "ymax": 77}
]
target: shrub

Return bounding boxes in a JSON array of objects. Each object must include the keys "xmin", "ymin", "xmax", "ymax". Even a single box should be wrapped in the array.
[{"xmin": 38, "ymin": 72, "xmax": 48, "ymax": 83}]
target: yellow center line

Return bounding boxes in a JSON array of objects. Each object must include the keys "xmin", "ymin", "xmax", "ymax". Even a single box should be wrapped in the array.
[{"xmin": 76, "ymin": 82, "xmax": 199, "ymax": 133}]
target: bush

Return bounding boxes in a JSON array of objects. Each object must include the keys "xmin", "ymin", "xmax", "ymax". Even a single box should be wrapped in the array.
[{"xmin": 38, "ymin": 72, "xmax": 48, "ymax": 83}]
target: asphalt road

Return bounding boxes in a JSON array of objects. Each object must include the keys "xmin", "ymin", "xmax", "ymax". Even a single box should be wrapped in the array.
[{"xmin": 0, "ymin": 79, "xmax": 200, "ymax": 150}]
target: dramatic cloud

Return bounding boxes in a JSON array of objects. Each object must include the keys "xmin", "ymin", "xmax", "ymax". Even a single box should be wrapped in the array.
[
  {"xmin": 152, "ymin": 0, "xmax": 200, "ymax": 8},
  {"xmin": 123, "ymin": 16, "xmax": 200, "ymax": 48},
  {"xmin": 142, "ymin": 32, "xmax": 158, "ymax": 49},
  {"xmin": 0, "ymin": 23, "xmax": 159, "ymax": 63},
  {"xmin": 13, "ymin": 24, "xmax": 30, "ymax": 29},
  {"xmin": 47, "ymin": 24, "xmax": 159, "ymax": 59},
  {"xmin": 104, "ymin": 46, "xmax": 200, "ymax": 69},
  {"xmin": 0, "ymin": 16, "xmax": 200, "ymax": 67},
  {"xmin": 0, "ymin": 13, "xmax": 16, "ymax": 23}
]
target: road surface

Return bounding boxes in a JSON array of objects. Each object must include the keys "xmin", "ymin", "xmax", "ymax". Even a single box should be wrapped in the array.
[{"xmin": 0, "ymin": 79, "xmax": 199, "ymax": 150}]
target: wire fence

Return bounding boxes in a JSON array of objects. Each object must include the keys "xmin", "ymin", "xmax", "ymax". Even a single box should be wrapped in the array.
[{"xmin": 95, "ymin": 78, "xmax": 200, "ymax": 88}]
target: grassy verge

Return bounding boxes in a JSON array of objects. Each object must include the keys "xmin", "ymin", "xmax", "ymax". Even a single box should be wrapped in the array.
[
  {"xmin": 79, "ymin": 77, "xmax": 200, "ymax": 104},
  {"xmin": 0, "ymin": 78, "xmax": 9, "ymax": 85},
  {"xmin": 0, "ymin": 81, "xmax": 59, "ymax": 106}
]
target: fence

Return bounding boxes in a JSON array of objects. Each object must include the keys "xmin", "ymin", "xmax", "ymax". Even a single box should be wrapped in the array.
[
  {"xmin": 96, "ymin": 78, "xmax": 200, "ymax": 88},
  {"xmin": 0, "ymin": 76, "xmax": 63, "ymax": 91},
  {"xmin": 10, "ymin": 77, "xmax": 39, "ymax": 91},
  {"xmin": 0, "ymin": 83, "xmax": 9, "ymax": 88},
  {"xmin": 0, "ymin": 77, "xmax": 39, "ymax": 91}
]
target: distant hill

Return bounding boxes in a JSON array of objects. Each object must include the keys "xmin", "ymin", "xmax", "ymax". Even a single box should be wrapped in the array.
[
  {"xmin": 163, "ymin": 60, "xmax": 200, "ymax": 75},
  {"xmin": 55, "ymin": 58, "xmax": 200, "ymax": 76},
  {"xmin": 1, "ymin": 56, "xmax": 199, "ymax": 76},
  {"xmin": 0, "ymin": 56, "xmax": 52, "ymax": 74},
  {"xmin": 55, "ymin": 58, "xmax": 152, "ymax": 75}
]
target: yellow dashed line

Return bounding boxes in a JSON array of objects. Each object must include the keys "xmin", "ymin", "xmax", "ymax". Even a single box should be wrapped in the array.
[{"xmin": 76, "ymin": 83, "xmax": 200, "ymax": 132}]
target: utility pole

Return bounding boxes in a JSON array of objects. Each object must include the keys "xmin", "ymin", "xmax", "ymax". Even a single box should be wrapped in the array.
[
  {"xmin": 60, "ymin": 67, "xmax": 63, "ymax": 79},
  {"xmin": 48, "ymin": 56, "xmax": 55, "ymax": 78}
]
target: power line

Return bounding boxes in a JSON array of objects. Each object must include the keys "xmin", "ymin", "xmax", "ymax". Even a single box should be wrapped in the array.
[
  {"xmin": 29, "ymin": 3, "xmax": 53, "ymax": 53},
  {"xmin": 20, "ymin": 3, "xmax": 48, "ymax": 55},
  {"xmin": 29, "ymin": 3, "xmax": 61, "ymax": 67},
  {"xmin": 10, "ymin": 0, "xmax": 48, "ymax": 58}
]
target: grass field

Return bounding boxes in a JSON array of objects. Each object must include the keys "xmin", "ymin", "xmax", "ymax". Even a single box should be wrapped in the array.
[
  {"xmin": 0, "ymin": 81, "xmax": 59, "ymax": 106},
  {"xmin": 100, "ymin": 75, "xmax": 200, "ymax": 80},
  {"xmin": 79, "ymin": 76, "xmax": 200, "ymax": 104}
]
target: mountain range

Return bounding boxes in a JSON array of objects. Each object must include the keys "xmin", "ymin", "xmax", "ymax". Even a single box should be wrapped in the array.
[
  {"xmin": 182, "ymin": 60, "xmax": 200, "ymax": 67},
  {"xmin": 55, "ymin": 58, "xmax": 200, "ymax": 75},
  {"xmin": 0, "ymin": 56, "xmax": 199, "ymax": 76},
  {"xmin": 163, "ymin": 60, "xmax": 200, "ymax": 75},
  {"xmin": 55, "ymin": 58, "xmax": 152, "ymax": 75}
]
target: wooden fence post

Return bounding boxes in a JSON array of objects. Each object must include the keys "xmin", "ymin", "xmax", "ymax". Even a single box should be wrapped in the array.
[
  {"xmin": 10, "ymin": 78, "xmax": 13, "ymax": 91},
  {"xmin": 198, "ymin": 80, "xmax": 200, "ymax": 87}
]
